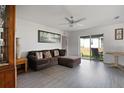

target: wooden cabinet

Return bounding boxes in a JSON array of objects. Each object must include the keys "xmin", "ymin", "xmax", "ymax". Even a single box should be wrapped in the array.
[
  {"xmin": 0, "ymin": 66, "xmax": 15, "ymax": 88},
  {"xmin": 0, "ymin": 71, "xmax": 4, "ymax": 87},
  {"xmin": 4, "ymin": 68, "xmax": 15, "ymax": 88},
  {"xmin": 0, "ymin": 5, "xmax": 16, "ymax": 88}
]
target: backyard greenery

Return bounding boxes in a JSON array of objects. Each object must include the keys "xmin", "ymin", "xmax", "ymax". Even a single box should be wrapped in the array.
[{"xmin": 80, "ymin": 47, "xmax": 103, "ymax": 61}]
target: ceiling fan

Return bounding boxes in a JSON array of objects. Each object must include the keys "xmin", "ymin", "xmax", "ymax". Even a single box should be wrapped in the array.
[{"xmin": 61, "ymin": 16, "xmax": 86, "ymax": 27}]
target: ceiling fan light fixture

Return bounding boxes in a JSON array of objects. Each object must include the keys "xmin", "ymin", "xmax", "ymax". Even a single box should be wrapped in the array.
[
  {"xmin": 70, "ymin": 16, "xmax": 73, "ymax": 19},
  {"xmin": 114, "ymin": 16, "xmax": 120, "ymax": 20},
  {"xmin": 69, "ymin": 24, "xmax": 73, "ymax": 27},
  {"xmin": 60, "ymin": 16, "xmax": 86, "ymax": 28}
]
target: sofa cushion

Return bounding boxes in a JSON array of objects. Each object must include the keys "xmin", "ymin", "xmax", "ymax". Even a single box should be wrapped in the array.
[
  {"xmin": 59, "ymin": 49, "xmax": 66, "ymax": 56},
  {"xmin": 44, "ymin": 51, "xmax": 52, "ymax": 58},
  {"xmin": 54, "ymin": 50, "xmax": 59, "ymax": 56},
  {"xmin": 36, "ymin": 58, "xmax": 50, "ymax": 65},
  {"xmin": 36, "ymin": 52, "xmax": 43, "ymax": 60}
]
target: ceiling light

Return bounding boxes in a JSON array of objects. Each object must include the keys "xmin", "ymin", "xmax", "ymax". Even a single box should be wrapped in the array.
[{"xmin": 114, "ymin": 16, "xmax": 120, "ymax": 20}]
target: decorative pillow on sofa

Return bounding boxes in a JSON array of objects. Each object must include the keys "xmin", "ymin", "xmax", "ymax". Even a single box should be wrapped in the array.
[
  {"xmin": 54, "ymin": 50, "xmax": 59, "ymax": 56},
  {"xmin": 36, "ymin": 52, "xmax": 43, "ymax": 60},
  {"xmin": 44, "ymin": 51, "xmax": 52, "ymax": 58}
]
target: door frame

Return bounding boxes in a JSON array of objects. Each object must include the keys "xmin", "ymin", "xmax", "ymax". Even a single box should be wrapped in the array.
[{"xmin": 79, "ymin": 34, "xmax": 104, "ymax": 61}]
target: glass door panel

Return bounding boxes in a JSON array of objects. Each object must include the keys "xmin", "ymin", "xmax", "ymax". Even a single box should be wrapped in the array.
[
  {"xmin": 0, "ymin": 5, "xmax": 9, "ymax": 64},
  {"xmin": 80, "ymin": 34, "xmax": 104, "ymax": 61},
  {"xmin": 91, "ymin": 34, "xmax": 104, "ymax": 61},
  {"xmin": 80, "ymin": 36, "xmax": 91, "ymax": 60}
]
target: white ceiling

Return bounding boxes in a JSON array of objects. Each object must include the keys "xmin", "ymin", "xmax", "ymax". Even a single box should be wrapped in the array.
[{"xmin": 16, "ymin": 5, "xmax": 124, "ymax": 31}]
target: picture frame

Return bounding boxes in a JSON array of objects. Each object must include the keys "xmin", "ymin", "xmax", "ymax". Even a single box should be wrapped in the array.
[
  {"xmin": 115, "ymin": 28, "xmax": 123, "ymax": 40},
  {"xmin": 38, "ymin": 30, "xmax": 61, "ymax": 43}
]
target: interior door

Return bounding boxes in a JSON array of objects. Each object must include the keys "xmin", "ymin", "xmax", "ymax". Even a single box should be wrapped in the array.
[{"xmin": 62, "ymin": 35, "xmax": 67, "ymax": 50}]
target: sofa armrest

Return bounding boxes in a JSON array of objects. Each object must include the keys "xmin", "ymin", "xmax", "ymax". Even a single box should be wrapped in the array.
[
  {"xmin": 27, "ymin": 55, "xmax": 37, "ymax": 61},
  {"xmin": 27, "ymin": 55, "xmax": 38, "ymax": 69}
]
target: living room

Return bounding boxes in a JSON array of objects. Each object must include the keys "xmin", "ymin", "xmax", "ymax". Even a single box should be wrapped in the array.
[
  {"xmin": 16, "ymin": 5, "xmax": 124, "ymax": 87},
  {"xmin": 1, "ymin": 1, "xmax": 124, "ymax": 90}
]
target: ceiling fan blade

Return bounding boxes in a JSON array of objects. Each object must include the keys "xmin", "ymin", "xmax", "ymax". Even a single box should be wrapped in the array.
[
  {"xmin": 59, "ymin": 22, "xmax": 69, "ymax": 25},
  {"xmin": 76, "ymin": 23, "xmax": 84, "ymax": 26},
  {"xmin": 74, "ymin": 17, "xmax": 86, "ymax": 23},
  {"xmin": 65, "ymin": 17, "xmax": 72, "ymax": 23}
]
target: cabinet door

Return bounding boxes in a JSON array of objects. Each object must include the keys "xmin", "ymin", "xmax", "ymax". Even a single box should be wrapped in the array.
[
  {"xmin": 0, "ymin": 72, "xmax": 4, "ymax": 88},
  {"xmin": 0, "ymin": 5, "xmax": 15, "ymax": 88},
  {"xmin": 4, "ymin": 69, "xmax": 15, "ymax": 88}
]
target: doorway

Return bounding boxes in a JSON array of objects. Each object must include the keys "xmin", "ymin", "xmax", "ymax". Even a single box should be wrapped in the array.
[
  {"xmin": 80, "ymin": 34, "xmax": 104, "ymax": 61},
  {"xmin": 62, "ymin": 35, "xmax": 68, "ymax": 55}
]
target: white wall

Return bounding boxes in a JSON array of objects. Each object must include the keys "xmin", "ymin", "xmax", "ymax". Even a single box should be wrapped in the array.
[
  {"xmin": 16, "ymin": 18, "xmax": 67, "ymax": 57},
  {"xmin": 68, "ymin": 23, "xmax": 124, "ymax": 65}
]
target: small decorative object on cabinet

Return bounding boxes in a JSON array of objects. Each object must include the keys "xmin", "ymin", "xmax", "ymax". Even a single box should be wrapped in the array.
[{"xmin": 0, "ymin": 5, "xmax": 15, "ymax": 88}]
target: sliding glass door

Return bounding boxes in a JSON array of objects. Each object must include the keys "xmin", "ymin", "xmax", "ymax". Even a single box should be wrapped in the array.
[
  {"xmin": 80, "ymin": 34, "xmax": 104, "ymax": 61},
  {"xmin": 91, "ymin": 34, "xmax": 104, "ymax": 61},
  {"xmin": 80, "ymin": 36, "xmax": 91, "ymax": 60}
]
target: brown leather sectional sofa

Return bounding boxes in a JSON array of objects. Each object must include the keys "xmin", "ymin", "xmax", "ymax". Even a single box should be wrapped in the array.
[{"xmin": 27, "ymin": 49, "xmax": 66, "ymax": 71}]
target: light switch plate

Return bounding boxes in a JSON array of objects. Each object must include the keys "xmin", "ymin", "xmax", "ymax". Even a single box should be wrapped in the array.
[{"xmin": 0, "ymin": 28, "xmax": 3, "ymax": 32}]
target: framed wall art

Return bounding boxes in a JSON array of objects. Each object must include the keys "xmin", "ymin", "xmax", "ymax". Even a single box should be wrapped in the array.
[
  {"xmin": 115, "ymin": 28, "xmax": 123, "ymax": 40},
  {"xmin": 38, "ymin": 30, "xmax": 61, "ymax": 43}
]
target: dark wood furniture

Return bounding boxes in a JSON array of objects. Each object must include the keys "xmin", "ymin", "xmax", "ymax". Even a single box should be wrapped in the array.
[
  {"xmin": 0, "ymin": 6, "xmax": 15, "ymax": 88},
  {"xmin": 16, "ymin": 58, "xmax": 28, "ymax": 73}
]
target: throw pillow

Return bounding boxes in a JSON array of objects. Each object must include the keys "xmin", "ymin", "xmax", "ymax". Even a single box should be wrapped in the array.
[
  {"xmin": 44, "ymin": 51, "xmax": 52, "ymax": 58},
  {"xmin": 36, "ymin": 52, "xmax": 43, "ymax": 60},
  {"xmin": 54, "ymin": 50, "xmax": 59, "ymax": 56}
]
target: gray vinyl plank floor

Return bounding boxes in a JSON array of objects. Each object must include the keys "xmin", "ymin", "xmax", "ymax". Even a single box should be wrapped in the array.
[{"xmin": 17, "ymin": 59, "xmax": 124, "ymax": 88}]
